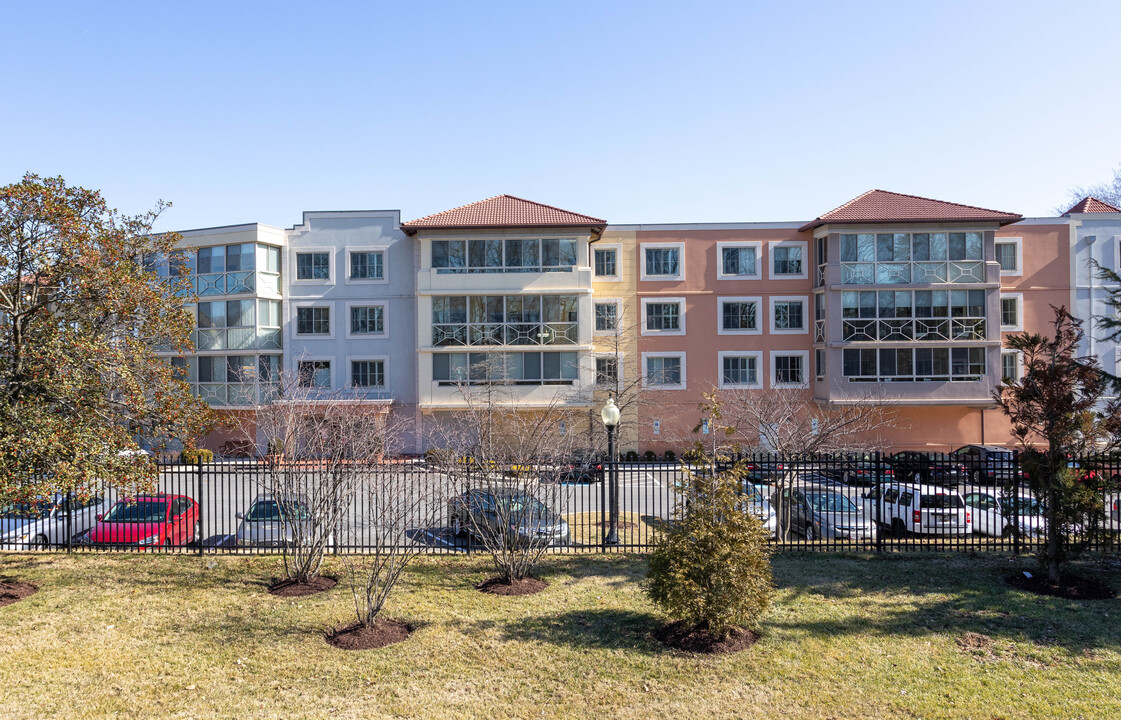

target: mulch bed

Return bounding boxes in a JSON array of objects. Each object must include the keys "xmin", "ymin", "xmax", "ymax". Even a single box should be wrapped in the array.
[
  {"xmin": 268, "ymin": 575, "xmax": 338, "ymax": 597},
  {"xmin": 1005, "ymin": 572, "xmax": 1115, "ymax": 600},
  {"xmin": 653, "ymin": 620, "xmax": 758, "ymax": 654},
  {"xmin": 598, "ymin": 521, "xmax": 636, "ymax": 531},
  {"xmin": 476, "ymin": 576, "xmax": 548, "ymax": 596},
  {"xmin": 0, "ymin": 580, "xmax": 38, "ymax": 608},
  {"xmin": 326, "ymin": 619, "xmax": 413, "ymax": 650}
]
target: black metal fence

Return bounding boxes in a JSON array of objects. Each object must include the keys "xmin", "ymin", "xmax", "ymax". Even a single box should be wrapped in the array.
[{"xmin": 5, "ymin": 452, "xmax": 1121, "ymax": 555}]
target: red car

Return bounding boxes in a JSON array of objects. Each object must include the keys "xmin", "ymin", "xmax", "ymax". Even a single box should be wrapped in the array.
[{"xmin": 79, "ymin": 494, "xmax": 199, "ymax": 548}]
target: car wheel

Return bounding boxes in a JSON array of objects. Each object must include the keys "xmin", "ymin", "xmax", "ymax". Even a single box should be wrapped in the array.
[
  {"xmin": 970, "ymin": 470, "xmax": 982, "ymax": 485},
  {"xmin": 30, "ymin": 535, "xmax": 48, "ymax": 551},
  {"xmin": 450, "ymin": 514, "xmax": 463, "ymax": 537},
  {"xmin": 1000, "ymin": 524, "xmax": 1015, "ymax": 539},
  {"xmin": 164, "ymin": 537, "xmax": 173, "ymax": 551},
  {"xmin": 892, "ymin": 518, "xmax": 908, "ymax": 538},
  {"xmin": 191, "ymin": 521, "xmax": 200, "ymax": 545},
  {"xmin": 804, "ymin": 523, "xmax": 817, "ymax": 541}
]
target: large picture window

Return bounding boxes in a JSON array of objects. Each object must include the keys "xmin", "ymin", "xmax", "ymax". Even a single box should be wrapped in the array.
[{"xmin": 842, "ymin": 347, "xmax": 986, "ymax": 382}]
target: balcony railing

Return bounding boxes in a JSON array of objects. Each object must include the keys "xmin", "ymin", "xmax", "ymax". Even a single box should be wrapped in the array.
[
  {"xmin": 432, "ymin": 322, "xmax": 579, "ymax": 347},
  {"xmin": 189, "ymin": 270, "xmax": 282, "ymax": 297},
  {"xmin": 840, "ymin": 261, "xmax": 984, "ymax": 285},
  {"xmin": 841, "ymin": 318, "xmax": 986, "ymax": 342},
  {"xmin": 194, "ymin": 328, "xmax": 282, "ymax": 351}
]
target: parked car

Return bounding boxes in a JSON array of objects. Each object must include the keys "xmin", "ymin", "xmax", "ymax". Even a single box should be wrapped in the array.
[
  {"xmin": 77, "ymin": 494, "xmax": 200, "ymax": 548},
  {"xmin": 739, "ymin": 483, "xmax": 779, "ymax": 538},
  {"xmin": 235, "ymin": 494, "xmax": 315, "ymax": 548},
  {"xmin": 951, "ymin": 445, "xmax": 1019, "ymax": 484},
  {"xmin": 816, "ymin": 461, "xmax": 895, "ymax": 487},
  {"xmin": 0, "ymin": 494, "xmax": 111, "ymax": 549},
  {"xmin": 448, "ymin": 490, "xmax": 569, "ymax": 547},
  {"xmin": 771, "ymin": 484, "xmax": 877, "ymax": 542},
  {"xmin": 888, "ymin": 451, "xmax": 968, "ymax": 486},
  {"xmin": 963, "ymin": 490, "xmax": 1045, "ymax": 537},
  {"xmin": 860, "ymin": 482, "xmax": 970, "ymax": 536},
  {"xmin": 558, "ymin": 453, "xmax": 605, "ymax": 483}
]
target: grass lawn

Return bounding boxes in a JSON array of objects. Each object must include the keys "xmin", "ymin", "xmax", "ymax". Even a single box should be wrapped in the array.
[{"xmin": 0, "ymin": 550, "xmax": 1118, "ymax": 719}]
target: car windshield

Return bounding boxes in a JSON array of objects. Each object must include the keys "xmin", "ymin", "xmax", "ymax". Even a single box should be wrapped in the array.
[
  {"xmin": 1000, "ymin": 497, "xmax": 1043, "ymax": 516},
  {"xmin": 102, "ymin": 500, "xmax": 168, "ymax": 523},
  {"xmin": 739, "ymin": 484, "xmax": 765, "ymax": 503},
  {"xmin": 806, "ymin": 492, "xmax": 857, "ymax": 513},
  {"xmin": 247, "ymin": 500, "xmax": 309, "ymax": 522},
  {"xmin": 499, "ymin": 495, "xmax": 548, "ymax": 516},
  {"xmin": 0, "ymin": 502, "xmax": 51, "ymax": 519},
  {"xmin": 922, "ymin": 493, "xmax": 964, "ymax": 509}
]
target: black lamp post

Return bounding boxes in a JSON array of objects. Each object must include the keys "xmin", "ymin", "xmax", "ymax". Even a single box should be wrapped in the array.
[{"xmin": 601, "ymin": 397, "xmax": 621, "ymax": 545}]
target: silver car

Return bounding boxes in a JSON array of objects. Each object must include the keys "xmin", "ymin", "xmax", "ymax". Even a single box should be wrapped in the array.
[
  {"xmin": 739, "ymin": 483, "xmax": 779, "ymax": 538},
  {"xmin": 773, "ymin": 485, "xmax": 877, "ymax": 541},
  {"xmin": 964, "ymin": 491, "xmax": 1046, "ymax": 537},
  {"xmin": 235, "ymin": 494, "xmax": 314, "ymax": 548},
  {"xmin": 0, "ymin": 494, "xmax": 111, "ymax": 549}
]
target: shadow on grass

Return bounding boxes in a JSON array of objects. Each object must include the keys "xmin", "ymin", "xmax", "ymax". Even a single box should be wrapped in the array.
[{"xmin": 495, "ymin": 608, "xmax": 664, "ymax": 654}]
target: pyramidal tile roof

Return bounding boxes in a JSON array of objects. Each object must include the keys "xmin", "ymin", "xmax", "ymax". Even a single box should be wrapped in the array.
[
  {"xmin": 1064, "ymin": 196, "xmax": 1121, "ymax": 214},
  {"xmin": 800, "ymin": 189, "xmax": 1021, "ymax": 231},
  {"xmin": 402, "ymin": 195, "xmax": 606, "ymax": 233}
]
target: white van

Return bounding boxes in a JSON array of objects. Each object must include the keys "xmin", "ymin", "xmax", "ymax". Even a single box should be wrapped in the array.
[{"xmin": 861, "ymin": 482, "xmax": 970, "ymax": 536}]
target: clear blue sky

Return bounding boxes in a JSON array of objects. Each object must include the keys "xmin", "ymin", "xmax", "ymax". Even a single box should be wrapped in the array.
[{"xmin": 3, "ymin": 1, "xmax": 1119, "ymax": 230}]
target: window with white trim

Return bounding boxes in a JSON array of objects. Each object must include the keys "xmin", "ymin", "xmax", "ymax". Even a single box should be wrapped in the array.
[
  {"xmin": 720, "ymin": 298, "xmax": 760, "ymax": 333},
  {"xmin": 595, "ymin": 356, "xmax": 619, "ymax": 385},
  {"xmin": 641, "ymin": 244, "xmax": 683, "ymax": 280},
  {"xmin": 594, "ymin": 248, "xmax": 618, "ymax": 277},
  {"xmin": 644, "ymin": 353, "xmax": 685, "ymax": 388},
  {"xmin": 773, "ymin": 353, "xmax": 805, "ymax": 386},
  {"xmin": 351, "ymin": 359, "xmax": 386, "ymax": 388},
  {"xmin": 296, "ymin": 252, "xmax": 330, "ymax": 281},
  {"xmin": 349, "ymin": 251, "xmax": 385, "ymax": 280},
  {"xmin": 771, "ymin": 242, "xmax": 806, "ymax": 277},
  {"xmin": 594, "ymin": 302, "xmax": 618, "ymax": 332},
  {"xmin": 1000, "ymin": 351, "xmax": 1021, "ymax": 382},
  {"xmin": 1000, "ymin": 294, "xmax": 1021, "ymax": 330},
  {"xmin": 295, "ymin": 306, "xmax": 330, "ymax": 335},
  {"xmin": 350, "ymin": 305, "xmax": 385, "ymax": 335},
  {"xmin": 718, "ymin": 243, "xmax": 760, "ymax": 279},
  {"xmin": 297, "ymin": 360, "xmax": 331, "ymax": 388},
  {"xmin": 722, "ymin": 355, "xmax": 758, "ymax": 386},
  {"xmin": 642, "ymin": 298, "xmax": 684, "ymax": 334},
  {"xmin": 995, "ymin": 238, "xmax": 1021, "ymax": 275},
  {"xmin": 770, "ymin": 297, "xmax": 806, "ymax": 333}
]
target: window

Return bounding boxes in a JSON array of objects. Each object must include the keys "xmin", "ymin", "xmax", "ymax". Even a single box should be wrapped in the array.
[
  {"xmin": 841, "ymin": 289, "xmax": 986, "ymax": 341},
  {"xmin": 1000, "ymin": 295, "xmax": 1021, "ymax": 330},
  {"xmin": 431, "ymin": 294, "xmax": 578, "ymax": 346},
  {"xmin": 717, "ymin": 242, "xmax": 761, "ymax": 279},
  {"xmin": 295, "ymin": 252, "xmax": 330, "ymax": 281},
  {"xmin": 431, "ymin": 238, "xmax": 577, "ymax": 273},
  {"xmin": 594, "ymin": 302, "xmax": 618, "ymax": 332},
  {"xmin": 815, "ymin": 349, "xmax": 826, "ymax": 380},
  {"xmin": 350, "ymin": 305, "xmax": 385, "ymax": 335},
  {"xmin": 718, "ymin": 297, "xmax": 761, "ymax": 334},
  {"xmin": 296, "ymin": 307, "xmax": 330, "ymax": 335},
  {"xmin": 349, "ymin": 251, "xmax": 384, "ymax": 281},
  {"xmin": 641, "ymin": 244, "xmax": 683, "ymax": 280},
  {"xmin": 297, "ymin": 361, "xmax": 331, "ymax": 388},
  {"xmin": 720, "ymin": 354, "xmax": 759, "ymax": 387},
  {"xmin": 595, "ymin": 356, "xmax": 619, "ymax": 385},
  {"xmin": 432, "ymin": 351, "xmax": 578, "ymax": 385},
  {"xmin": 594, "ymin": 248, "xmax": 618, "ymax": 277},
  {"xmin": 642, "ymin": 299, "xmax": 684, "ymax": 334},
  {"xmin": 644, "ymin": 354, "xmax": 684, "ymax": 388},
  {"xmin": 839, "ymin": 232, "xmax": 984, "ymax": 284},
  {"xmin": 995, "ymin": 238, "xmax": 1021, "ymax": 275},
  {"xmin": 771, "ymin": 241, "xmax": 807, "ymax": 274},
  {"xmin": 772, "ymin": 353, "xmax": 806, "ymax": 387},
  {"xmin": 770, "ymin": 297, "xmax": 807, "ymax": 333},
  {"xmin": 842, "ymin": 347, "xmax": 986, "ymax": 382},
  {"xmin": 351, "ymin": 360, "xmax": 385, "ymax": 388},
  {"xmin": 1001, "ymin": 351, "xmax": 1021, "ymax": 382}
]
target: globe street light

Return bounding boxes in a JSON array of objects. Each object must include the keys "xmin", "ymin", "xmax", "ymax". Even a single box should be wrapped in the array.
[{"xmin": 600, "ymin": 397, "xmax": 621, "ymax": 546}]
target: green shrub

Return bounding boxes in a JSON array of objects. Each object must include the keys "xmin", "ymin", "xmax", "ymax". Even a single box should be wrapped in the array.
[
  {"xmin": 624, "ymin": 450, "xmax": 639, "ymax": 462},
  {"xmin": 179, "ymin": 448, "xmax": 214, "ymax": 465},
  {"xmin": 643, "ymin": 450, "xmax": 657, "ymax": 461},
  {"xmin": 682, "ymin": 448, "xmax": 703, "ymax": 464},
  {"xmin": 267, "ymin": 439, "xmax": 284, "ymax": 456},
  {"xmin": 647, "ymin": 464, "xmax": 775, "ymax": 638},
  {"xmin": 664, "ymin": 450, "xmax": 676, "ymax": 461}
]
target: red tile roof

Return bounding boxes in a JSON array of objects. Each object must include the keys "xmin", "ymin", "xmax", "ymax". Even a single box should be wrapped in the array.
[
  {"xmin": 402, "ymin": 195, "xmax": 606, "ymax": 233},
  {"xmin": 800, "ymin": 190, "xmax": 1021, "ymax": 231},
  {"xmin": 1064, "ymin": 196, "xmax": 1121, "ymax": 214}
]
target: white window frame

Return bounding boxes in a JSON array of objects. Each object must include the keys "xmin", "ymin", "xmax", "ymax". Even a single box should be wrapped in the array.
[
  {"xmin": 641, "ymin": 297, "xmax": 686, "ymax": 336},
  {"xmin": 717, "ymin": 296, "xmax": 763, "ymax": 336},
  {"xmin": 770, "ymin": 350, "xmax": 810, "ymax": 389},
  {"xmin": 593, "ymin": 298, "xmax": 623, "ymax": 336},
  {"xmin": 768, "ymin": 240, "xmax": 808, "ymax": 280},
  {"xmin": 344, "ymin": 248, "xmax": 389, "ymax": 285},
  {"xmin": 344, "ymin": 301, "xmax": 390, "ymax": 340},
  {"xmin": 995, "ymin": 237, "xmax": 1022, "ymax": 277},
  {"xmin": 999, "ymin": 292, "xmax": 1023, "ymax": 332},
  {"xmin": 293, "ymin": 302, "xmax": 335, "ymax": 340},
  {"xmin": 640, "ymin": 242, "xmax": 685, "ymax": 282},
  {"xmin": 291, "ymin": 247, "xmax": 335, "ymax": 286},
  {"xmin": 593, "ymin": 351, "xmax": 624, "ymax": 387},
  {"xmin": 1000, "ymin": 350, "xmax": 1023, "ymax": 382},
  {"xmin": 592, "ymin": 243, "xmax": 621, "ymax": 281},
  {"xmin": 769, "ymin": 295, "xmax": 809, "ymax": 335},
  {"xmin": 716, "ymin": 241, "xmax": 763, "ymax": 281},
  {"xmin": 296, "ymin": 356, "xmax": 334, "ymax": 390},
  {"xmin": 346, "ymin": 355, "xmax": 389, "ymax": 390},
  {"xmin": 717, "ymin": 350, "xmax": 763, "ymax": 389},
  {"xmin": 641, "ymin": 351, "xmax": 687, "ymax": 390}
]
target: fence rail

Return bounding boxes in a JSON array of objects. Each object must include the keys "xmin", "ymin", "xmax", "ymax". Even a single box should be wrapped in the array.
[{"xmin": 4, "ymin": 452, "xmax": 1120, "ymax": 556}]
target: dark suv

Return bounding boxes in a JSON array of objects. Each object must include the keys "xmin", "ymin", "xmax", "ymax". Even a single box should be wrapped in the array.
[
  {"xmin": 950, "ymin": 445, "xmax": 1018, "ymax": 484},
  {"xmin": 559, "ymin": 453, "xmax": 605, "ymax": 483},
  {"xmin": 888, "ymin": 451, "xmax": 968, "ymax": 486}
]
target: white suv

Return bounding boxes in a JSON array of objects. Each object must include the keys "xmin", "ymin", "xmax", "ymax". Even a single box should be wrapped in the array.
[{"xmin": 861, "ymin": 482, "xmax": 970, "ymax": 536}]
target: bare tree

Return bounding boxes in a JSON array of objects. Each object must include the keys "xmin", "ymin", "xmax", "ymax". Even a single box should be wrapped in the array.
[
  {"xmin": 1058, "ymin": 164, "xmax": 1121, "ymax": 214},
  {"xmin": 585, "ymin": 300, "xmax": 647, "ymax": 456},
  {"xmin": 705, "ymin": 386, "xmax": 899, "ymax": 540},
  {"xmin": 249, "ymin": 368, "xmax": 393, "ymax": 585},
  {"xmin": 432, "ymin": 352, "xmax": 581, "ymax": 584},
  {"xmin": 339, "ymin": 410, "xmax": 436, "ymax": 628}
]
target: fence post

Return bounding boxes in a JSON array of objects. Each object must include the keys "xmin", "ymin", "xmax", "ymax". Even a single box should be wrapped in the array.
[
  {"xmin": 65, "ymin": 489, "xmax": 73, "ymax": 554},
  {"xmin": 197, "ymin": 458, "xmax": 204, "ymax": 556},
  {"xmin": 874, "ymin": 450, "xmax": 883, "ymax": 553},
  {"xmin": 1012, "ymin": 449, "xmax": 1020, "ymax": 556}
]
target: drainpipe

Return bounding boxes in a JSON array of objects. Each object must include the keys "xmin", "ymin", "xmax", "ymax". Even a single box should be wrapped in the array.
[{"xmin": 1088, "ymin": 235, "xmax": 1097, "ymax": 362}]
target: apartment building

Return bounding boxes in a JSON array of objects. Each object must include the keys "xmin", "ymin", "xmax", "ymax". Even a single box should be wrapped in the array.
[{"xmin": 170, "ymin": 190, "xmax": 1120, "ymax": 456}]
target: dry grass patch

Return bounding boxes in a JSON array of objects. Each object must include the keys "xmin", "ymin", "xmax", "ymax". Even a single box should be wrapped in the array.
[{"xmin": 0, "ymin": 551, "xmax": 1117, "ymax": 719}]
